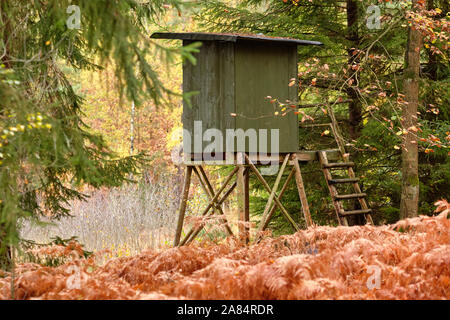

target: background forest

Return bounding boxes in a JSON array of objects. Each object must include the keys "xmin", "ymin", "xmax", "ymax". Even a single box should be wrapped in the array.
[
  {"xmin": 0, "ymin": 0, "xmax": 449, "ymax": 268},
  {"xmin": 192, "ymin": 0, "xmax": 449, "ymax": 235}
]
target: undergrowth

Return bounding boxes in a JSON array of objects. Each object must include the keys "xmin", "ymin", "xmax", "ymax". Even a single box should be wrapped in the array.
[{"xmin": 0, "ymin": 202, "xmax": 448, "ymax": 300}]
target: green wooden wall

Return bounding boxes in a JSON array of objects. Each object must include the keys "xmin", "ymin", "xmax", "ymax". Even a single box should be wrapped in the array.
[
  {"xmin": 182, "ymin": 40, "xmax": 235, "ymax": 155},
  {"xmin": 182, "ymin": 40, "xmax": 299, "ymax": 155},
  {"xmin": 234, "ymin": 41, "xmax": 298, "ymax": 153}
]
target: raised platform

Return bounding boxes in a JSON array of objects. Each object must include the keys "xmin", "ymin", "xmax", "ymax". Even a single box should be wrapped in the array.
[{"xmin": 181, "ymin": 149, "xmax": 341, "ymax": 165}]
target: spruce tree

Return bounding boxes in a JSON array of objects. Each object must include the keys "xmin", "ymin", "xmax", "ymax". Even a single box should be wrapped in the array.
[{"xmin": 0, "ymin": 0, "xmax": 199, "ymax": 268}]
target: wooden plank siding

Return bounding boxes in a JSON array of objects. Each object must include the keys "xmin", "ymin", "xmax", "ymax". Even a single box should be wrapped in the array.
[
  {"xmin": 234, "ymin": 42, "xmax": 299, "ymax": 153},
  {"xmin": 182, "ymin": 40, "xmax": 235, "ymax": 155},
  {"xmin": 182, "ymin": 40, "xmax": 300, "ymax": 155}
]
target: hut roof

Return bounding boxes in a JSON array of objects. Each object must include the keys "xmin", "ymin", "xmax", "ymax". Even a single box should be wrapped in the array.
[{"xmin": 151, "ymin": 32, "xmax": 323, "ymax": 46}]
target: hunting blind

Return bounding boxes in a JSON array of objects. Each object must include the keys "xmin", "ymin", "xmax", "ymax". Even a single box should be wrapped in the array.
[
  {"xmin": 151, "ymin": 32, "xmax": 373, "ymax": 246},
  {"xmin": 151, "ymin": 32, "xmax": 322, "ymax": 155}
]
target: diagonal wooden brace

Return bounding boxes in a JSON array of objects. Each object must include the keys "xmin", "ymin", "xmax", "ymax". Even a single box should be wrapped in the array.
[
  {"xmin": 244, "ymin": 154, "xmax": 300, "ymax": 232},
  {"xmin": 183, "ymin": 179, "xmax": 239, "ymax": 245},
  {"xmin": 258, "ymin": 154, "xmax": 290, "ymax": 232},
  {"xmin": 179, "ymin": 166, "xmax": 240, "ymax": 246},
  {"xmin": 258, "ymin": 166, "xmax": 296, "ymax": 236},
  {"xmin": 193, "ymin": 166, "xmax": 234, "ymax": 237}
]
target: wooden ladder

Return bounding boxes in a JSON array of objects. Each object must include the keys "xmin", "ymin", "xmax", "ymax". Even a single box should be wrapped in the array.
[
  {"xmin": 317, "ymin": 102, "xmax": 373, "ymax": 226},
  {"xmin": 318, "ymin": 151, "xmax": 373, "ymax": 226}
]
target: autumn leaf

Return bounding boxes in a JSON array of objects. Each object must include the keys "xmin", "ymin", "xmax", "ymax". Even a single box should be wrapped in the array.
[
  {"xmin": 429, "ymin": 134, "xmax": 440, "ymax": 142},
  {"xmin": 288, "ymin": 78, "xmax": 296, "ymax": 87}
]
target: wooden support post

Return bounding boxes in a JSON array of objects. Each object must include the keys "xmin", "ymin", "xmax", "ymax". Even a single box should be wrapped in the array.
[
  {"xmin": 237, "ymin": 163, "xmax": 250, "ymax": 244},
  {"xmin": 244, "ymin": 168, "xmax": 250, "ymax": 242},
  {"xmin": 174, "ymin": 166, "xmax": 193, "ymax": 246},
  {"xmin": 292, "ymin": 154, "xmax": 313, "ymax": 228}
]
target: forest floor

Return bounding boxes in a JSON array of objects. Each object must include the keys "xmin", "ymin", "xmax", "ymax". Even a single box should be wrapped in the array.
[{"xmin": 1, "ymin": 211, "xmax": 449, "ymax": 300}]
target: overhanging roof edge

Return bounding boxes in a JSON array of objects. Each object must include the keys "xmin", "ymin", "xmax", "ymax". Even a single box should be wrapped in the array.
[{"xmin": 151, "ymin": 32, "xmax": 323, "ymax": 46}]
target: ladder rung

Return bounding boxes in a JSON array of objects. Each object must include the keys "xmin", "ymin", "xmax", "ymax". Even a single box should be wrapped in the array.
[
  {"xmin": 329, "ymin": 178, "xmax": 359, "ymax": 184},
  {"xmin": 334, "ymin": 193, "xmax": 367, "ymax": 200},
  {"xmin": 339, "ymin": 209, "xmax": 372, "ymax": 216},
  {"xmin": 323, "ymin": 162, "xmax": 355, "ymax": 168}
]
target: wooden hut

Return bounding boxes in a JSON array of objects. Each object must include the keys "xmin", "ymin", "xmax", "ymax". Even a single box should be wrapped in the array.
[
  {"xmin": 151, "ymin": 32, "xmax": 372, "ymax": 245},
  {"xmin": 151, "ymin": 32, "xmax": 322, "ymax": 156}
]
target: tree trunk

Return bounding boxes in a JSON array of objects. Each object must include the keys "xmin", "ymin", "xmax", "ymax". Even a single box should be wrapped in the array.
[
  {"xmin": 130, "ymin": 100, "xmax": 135, "ymax": 155},
  {"xmin": 346, "ymin": 0, "xmax": 362, "ymax": 140},
  {"xmin": 0, "ymin": 1, "xmax": 13, "ymax": 270},
  {"xmin": 0, "ymin": 225, "xmax": 13, "ymax": 270},
  {"xmin": 400, "ymin": 0, "xmax": 423, "ymax": 219}
]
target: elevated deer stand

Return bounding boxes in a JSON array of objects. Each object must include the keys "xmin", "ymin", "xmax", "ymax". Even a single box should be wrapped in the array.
[{"xmin": 151, "ymin": 32, "xmax": 373, "ymax": 246}]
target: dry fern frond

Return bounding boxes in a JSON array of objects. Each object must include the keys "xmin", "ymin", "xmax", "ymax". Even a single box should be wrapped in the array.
[{"xmin": 1, "ymin": 207, "xmax": 449, "ymax": 300}]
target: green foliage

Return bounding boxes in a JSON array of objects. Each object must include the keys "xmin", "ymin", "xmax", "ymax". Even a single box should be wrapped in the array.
[
  {"xmin": 198, "ymin": 0, "xmax": 449, "ymax": 228},
  {"xmin": 379, "ymin": 207, "xmax": 400, "ymax": 224},
  {"xmin": 20, "ymin": 236, "xmax": 92, "ymax": 267},
  {"xmin": 0, "ymin": 0, "xmax": 199, "ymax": 267}
]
